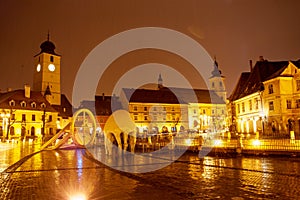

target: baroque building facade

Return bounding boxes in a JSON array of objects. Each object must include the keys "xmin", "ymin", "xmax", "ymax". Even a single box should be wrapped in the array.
[{"xmin": 230, "ymin": 57, "xmax": 300, "ymax": 138}]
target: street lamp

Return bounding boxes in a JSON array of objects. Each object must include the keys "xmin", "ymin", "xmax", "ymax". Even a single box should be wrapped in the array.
[{"xmin": 1, "ymin": 111, "xmax": 11, "ymax": 141}]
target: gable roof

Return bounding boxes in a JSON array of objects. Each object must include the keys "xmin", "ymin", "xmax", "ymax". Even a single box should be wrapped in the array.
[{"xmin": 230, "ymin": 59, "xmax": 300, "ymax": 101}]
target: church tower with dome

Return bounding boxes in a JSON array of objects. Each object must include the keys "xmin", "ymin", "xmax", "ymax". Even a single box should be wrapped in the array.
[
  {"xmin": 209, "ymin": 57, "xmax": 226, "ymax": 101},
  {"xmin": 33, "ymin": 34, "xmax": 61, "ymax": 105}
]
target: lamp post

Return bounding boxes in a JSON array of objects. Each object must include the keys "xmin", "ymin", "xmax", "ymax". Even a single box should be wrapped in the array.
[{"xmin": 1, "ymin": 111, "xmax": 11, "ymax": 141}]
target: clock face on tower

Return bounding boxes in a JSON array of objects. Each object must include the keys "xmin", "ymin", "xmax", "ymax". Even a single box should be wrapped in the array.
[
  {"xmin": 36, "ymin": 64, "xmax": 41, "ymax": 72},
  {"xmin": 48, "ymin": 64, "xmax": 55, "ymax": 72}
]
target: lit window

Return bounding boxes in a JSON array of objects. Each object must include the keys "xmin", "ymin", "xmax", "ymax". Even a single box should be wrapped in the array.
[
  {"xmin": 20, "ymin": 101, "xmax": 26, "ymax": 107},
  {"xmin": 287, "ymin": 100, "xmax": 292, "ymax": 109},
  {"xmin": 255, "ymin": 98, "xmax": 259, "ymax": 110},
  {"xmin": 268, "ymin": 84, "xmax": 274, "ymax": 94},
  {"xmin": 9, "ymin": 100, "xmax": 15, "ymax": 107},
  {"xmin": 269, "ymin": 101, "xmax": 274, "ymax": 111},
  {"xmin": 31, "ymin": 102, "xmax": 36, "ymax": 108}
]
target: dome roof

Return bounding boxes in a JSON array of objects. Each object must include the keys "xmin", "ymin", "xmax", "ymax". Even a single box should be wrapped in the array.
[{"xmin": 40, "ymin": 40, "xmax": 56, "ymax": 55}]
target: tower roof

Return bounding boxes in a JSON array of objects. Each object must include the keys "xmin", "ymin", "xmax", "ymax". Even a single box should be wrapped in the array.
[
  {"xmin": 44, "ymin": 85, "xmax": 52, "ymax": 96},
  {"xmin": 36, "ymin": 33, "xmax": 60, "ymax": 56},
  {"xmin": 211, "ymin": 57, "xmax": 223, "ymax": 78}
]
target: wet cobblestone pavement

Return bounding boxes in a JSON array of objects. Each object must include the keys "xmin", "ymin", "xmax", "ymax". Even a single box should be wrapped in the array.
[{"xmin": 1, "ymin": 143, "xmax": 300, "ymax": 199}]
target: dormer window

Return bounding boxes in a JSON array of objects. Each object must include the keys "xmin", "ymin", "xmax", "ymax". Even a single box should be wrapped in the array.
[
  {"xmin": 41, "ymin": 103, "xmax": 46, "ymax": 109},
  {"xmin": 20, "ymin": 101, "xmax": 26, "ymax": 107},
  {"xmin": 9, "ymin": 100, "xmax": 15, "ymax": 107},
  {"xmin": 31, "ymin": 102, "xmax": 36, "ymax": 108}
]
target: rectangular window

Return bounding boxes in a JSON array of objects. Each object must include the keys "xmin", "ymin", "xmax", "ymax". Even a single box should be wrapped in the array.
[
  {"xmin": 242, "ymin": 102, "xmax": 245, "ymax": 112},
  {"xmin": 22, "ymin": 114, "xmax": 26, "ymax": 122},
  {"xmin": 249, "ymin": 100, "xmax": 252, "ymax": 111},
  {"xmin": 144, "ymin": 116, "xmax": 148, "ymax": 121},
  {"xmin": 237, "ymin": 104, "xmax": 240, "ymax": 114},
  {"xmin": 269, "ymin": 101, "xmax": 274, "ymax": 111},
  {"xmin": 49, "ymin": 115, "xmax": 52, "ymax": 122},
  {"xmin": 203, "ymin": 109, "xmax": 206, "ymax": 114},
  {"xmin": 268, "ymin": 84, "xmax": 274, "ymax": 94},
  {"xmin": 296, "ymin": 99, "xmax": 300, "ymax": 108},
  {"xmin": 287, "ymin": 100, "xmax": 292, "ymax": 109},
  {"xmin": 297, "ymin": 80, "xmax": 300, "ymax": 91},
  {"xmin": 255, "ymin": 98, "xmax": 259, "ymax": 110},
  {"xmin": 144, "ymin": 107, "xmax": 147, "ymax": 111},
  {"xmin": 32, "ymin": 114, "xmax": 36, "ymax": 121},
  {"xmin": 133, "ymin": 106, "xmax": 137, "ymax": 111},
  {"xmin": 134, "ymin": 115, "xmax": 138, "ymax": 121}
]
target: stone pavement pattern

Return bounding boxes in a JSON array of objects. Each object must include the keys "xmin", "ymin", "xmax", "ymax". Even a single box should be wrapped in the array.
[{"xmin": 1, "ymin": 147, "xmax": 300, "ymax": 199}]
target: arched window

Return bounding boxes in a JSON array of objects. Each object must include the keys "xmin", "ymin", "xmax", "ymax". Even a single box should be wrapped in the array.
[
  {"xmin": 31, "ymin": 127, "xmax": 35, "ymax": 136},
  {"xmin": 10, "ymin": 126, "xmax": 15, "ymax": 135},
  {"xmin": 9, "ymin": 100, "xmax": 15, "ymax": 107},
  {"xmin": 20, "ymin": 101, "xmax": 26, "ymax": 107},
  {"xmin": 31, "ymin": 102, "xmax": 36, "ymax": 108}
]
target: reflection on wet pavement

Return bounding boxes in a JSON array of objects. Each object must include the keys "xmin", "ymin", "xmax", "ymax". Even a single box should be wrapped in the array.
[{"xmin": 1, "ymin": 142, "xmax": 300, "ymax": 199}]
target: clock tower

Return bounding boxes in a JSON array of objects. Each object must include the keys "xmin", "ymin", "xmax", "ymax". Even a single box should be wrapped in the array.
[{"xmin": 33, "ymin": 34, "xmax": 61, "ymax": 105}]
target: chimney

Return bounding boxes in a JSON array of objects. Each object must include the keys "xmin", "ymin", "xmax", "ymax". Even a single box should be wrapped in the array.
[
  {"xmin": 24, "ymin": 84, "xmax": 30, "ymax": 98},
  {"xmin": 249, "ymin": 60, "xmax": 253, "ymax": 72},
  {"xmin": 259, "ymin": 56, "xmax": 264, "ymax": 61}
]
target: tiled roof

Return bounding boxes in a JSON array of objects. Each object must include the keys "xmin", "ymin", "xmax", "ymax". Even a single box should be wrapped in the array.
[
  {"xmin": 79, "ymin": 95, "xmax": 122, "ymax": 116},
  {"xmin": 0, "ymin": 90, "xmax": 57, "ymax": 112},
  {"xmin": 122, "ymin": 88, "xmax": 184, "ymax": 104},
  {"xmin": 52, "ymin": 94, "xmax": 73, "ymax": 118},
  {"xmin": 122, "ymin": 87, "xmax": 225, "ymax": 104}
]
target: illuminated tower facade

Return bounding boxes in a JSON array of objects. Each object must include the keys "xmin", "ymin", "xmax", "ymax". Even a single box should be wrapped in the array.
[
  {"xmin": 33, "ymin": 34, "xmax": 61, "ymax": 105},
  {"xmin": 209, "ymin": 58, "xmax": 226, "ymax": 101}
]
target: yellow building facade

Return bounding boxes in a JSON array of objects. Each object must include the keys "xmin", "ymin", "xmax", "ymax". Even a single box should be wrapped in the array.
[{"xmin": 231, "ymin": 58, "xmax": 300, "ymax": 137}]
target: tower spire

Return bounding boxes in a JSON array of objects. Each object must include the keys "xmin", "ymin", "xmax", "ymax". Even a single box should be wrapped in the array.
[
  {"xmin": 158, "ymin": 73, "xmax": 163, "ymax": 89},
  {"xmin": 47, "ymin": 30, "xmax": 50, "ymax": 41}
]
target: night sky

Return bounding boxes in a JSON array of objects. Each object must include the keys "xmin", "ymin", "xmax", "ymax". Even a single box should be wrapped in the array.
[{"xmin": 1, "ymin": 0, "xmax": 300, "ymax": 103}]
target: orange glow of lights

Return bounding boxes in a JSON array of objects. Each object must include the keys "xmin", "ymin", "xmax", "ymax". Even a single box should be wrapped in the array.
[{"xmin": 69, "ymin": 193, "xmax": 86, "ymax": 200}]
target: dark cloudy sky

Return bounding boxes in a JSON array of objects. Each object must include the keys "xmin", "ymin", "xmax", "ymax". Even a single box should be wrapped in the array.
[{"xmin": 1, "ymin": 0, "xmax": 300, "ymax": 102}]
